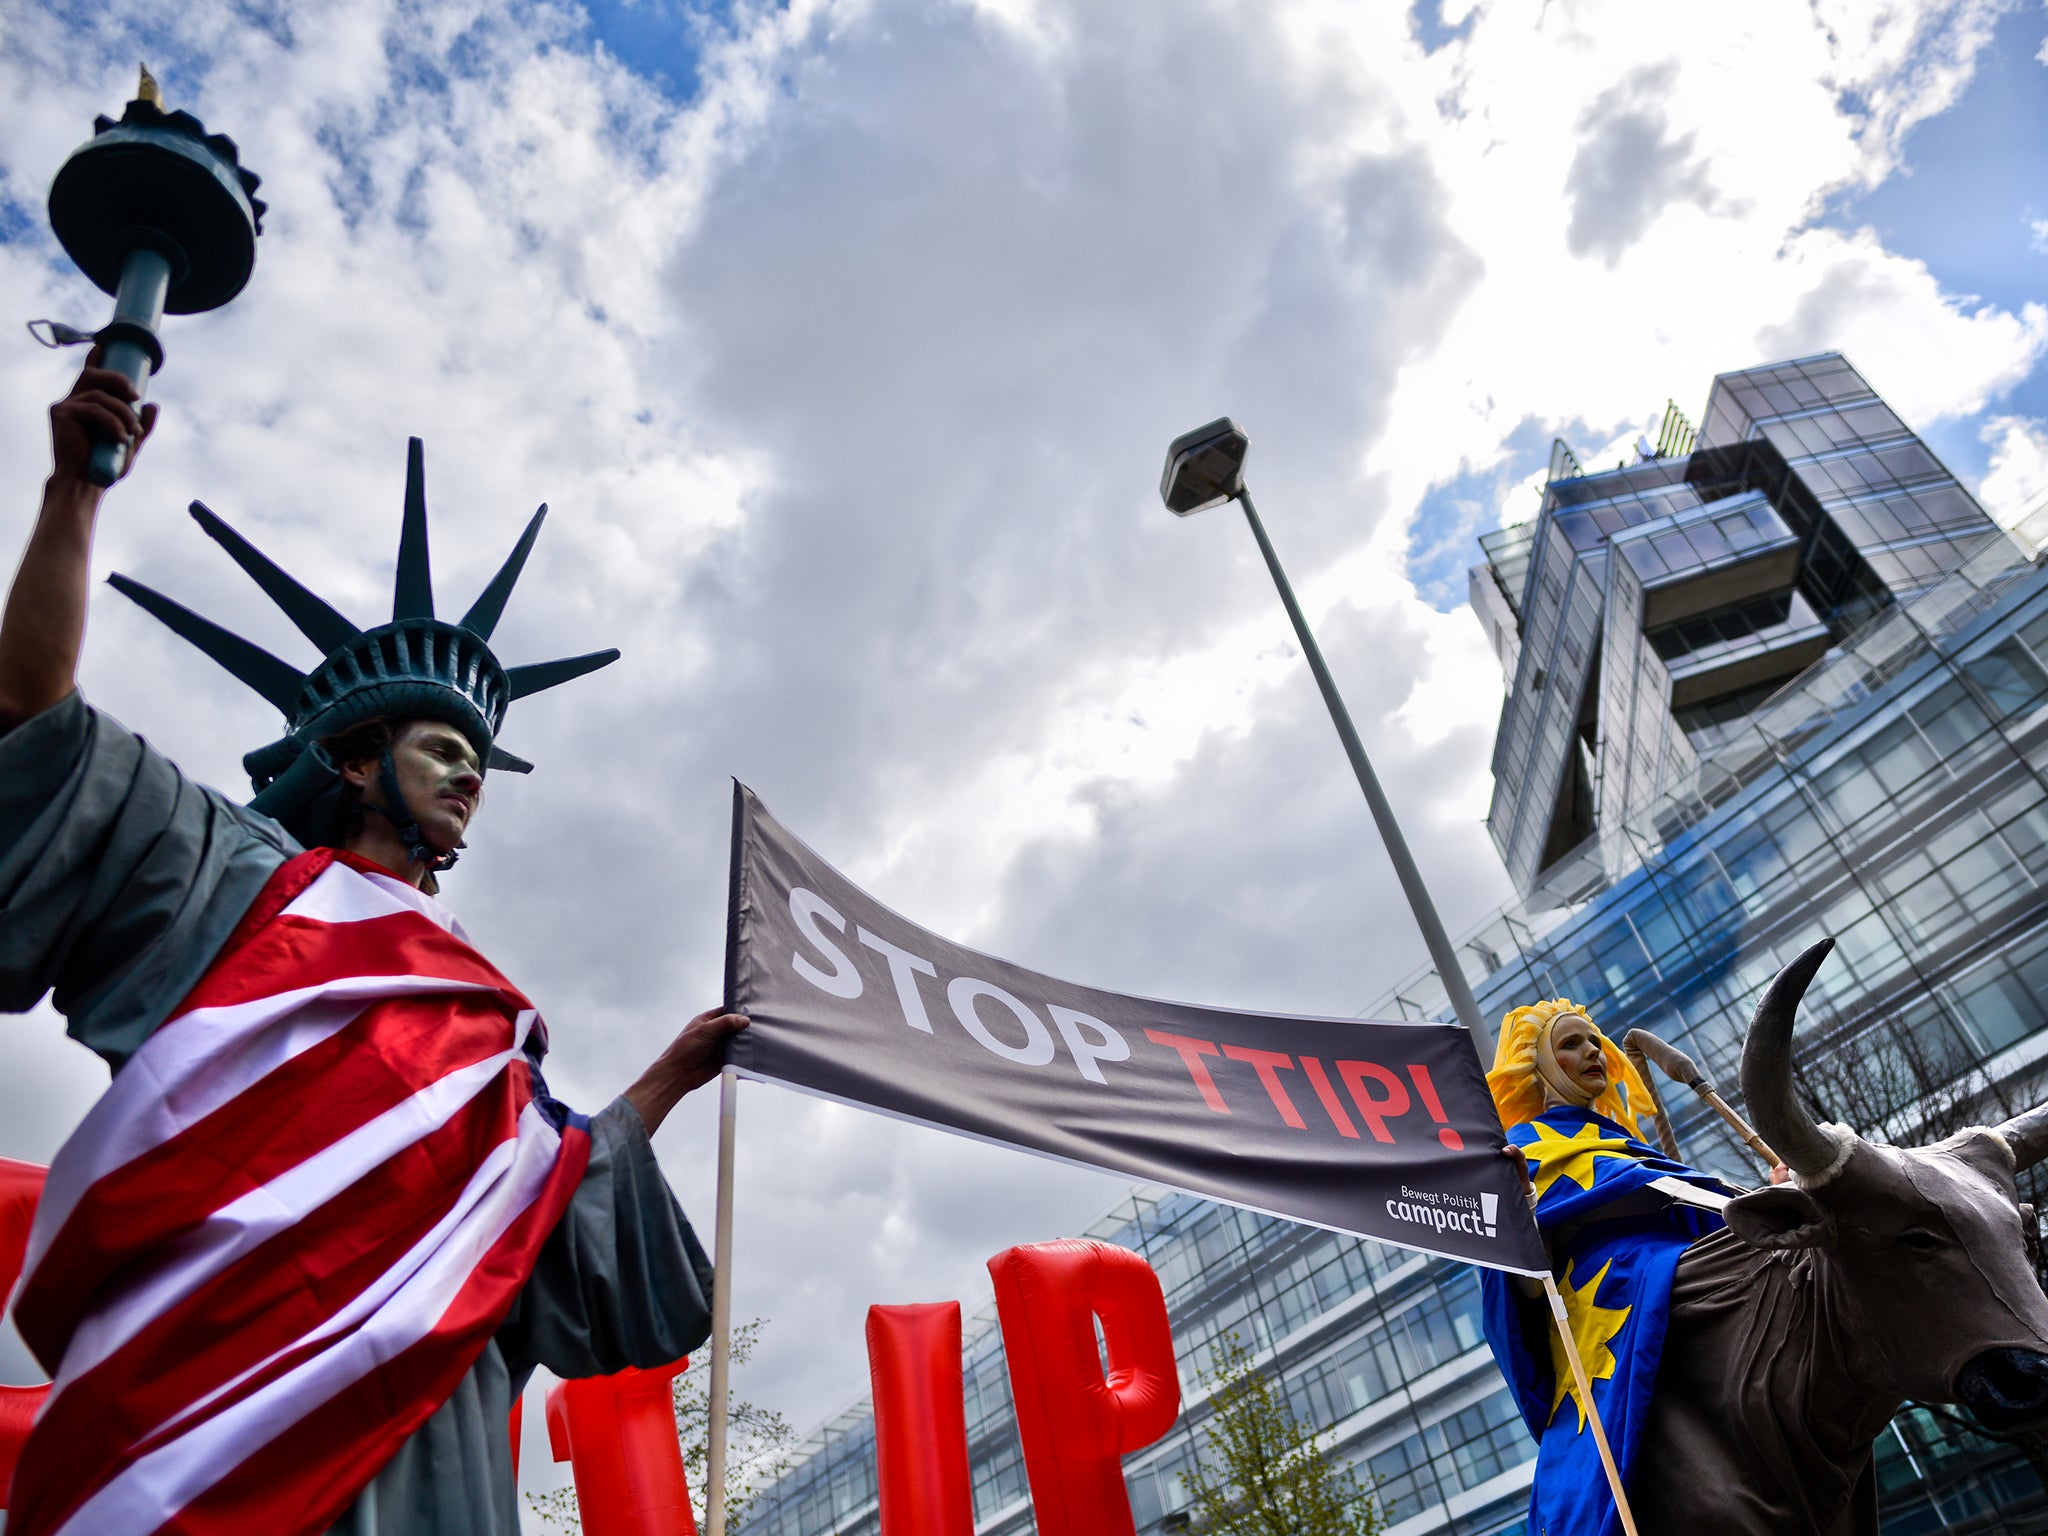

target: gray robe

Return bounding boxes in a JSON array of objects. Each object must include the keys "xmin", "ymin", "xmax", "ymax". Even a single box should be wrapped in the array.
[{"xmin": 0, "ymin": 693, "xmax": 715, "ymax": 1536}]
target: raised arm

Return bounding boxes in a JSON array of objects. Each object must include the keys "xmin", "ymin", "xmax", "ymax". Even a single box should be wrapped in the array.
[{"xmin": 0, "ymin": 360, "xmax": 156, "ymax": 733}]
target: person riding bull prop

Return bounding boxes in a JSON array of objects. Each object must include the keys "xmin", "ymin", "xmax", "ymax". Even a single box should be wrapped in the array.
[
  {"xmin": 1483, "ymin": 948, "xmax": 2048, "ymax": 1535},
  {"xmin": 0, "ymin": 359, "xmax": 748, "ymax": 1536}
]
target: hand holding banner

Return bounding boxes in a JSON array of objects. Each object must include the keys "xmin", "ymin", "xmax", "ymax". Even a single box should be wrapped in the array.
[{"xmin": 723, "ymin": 784, "xmax": 1544, "ymax": 1275}]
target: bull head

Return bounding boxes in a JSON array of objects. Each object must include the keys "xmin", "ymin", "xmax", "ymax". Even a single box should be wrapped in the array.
[{"xmin": 1726, "ymin": 938, "xmax": 2048, "ymax": 1429}]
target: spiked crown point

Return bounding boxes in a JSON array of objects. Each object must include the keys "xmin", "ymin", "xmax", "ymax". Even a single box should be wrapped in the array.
[
  {"xmin": 394, "ymin": 438, "xmax": 434, "ymax": 622},
  {"xmin": 460, "ymin": 505, "xmax": 545, "ymax": 639}
]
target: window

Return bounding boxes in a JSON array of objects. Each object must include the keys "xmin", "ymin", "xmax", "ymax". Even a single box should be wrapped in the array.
[
  {"xmin": 1965, "ymin": 641, "xmax": 2048, "ymax": 720},
  {"xmin": 1647, "ymin": 530, "xmax": 1692, "ymax": 572},
  {"xmin": 1832, "ymin": 498, "xmax": 1904, "ymax": 545},
  {"xmin": 1686, "ymin": 517, "xmax": 1736, "ymax": 562},
  {"xmin": 1988, "ymin": 784, "xmax": 2048, "ymax": 883},
  {"xmin": 1647, "ymin": 592, "xmax": 1800, "ymax": 662},
  {"xmin": 1766, "ymin": 418, "xmax": 1829, "ymax": 458},
  {"xmin": 1814, "ymin": 712, "xmax": 1949, "ymax": 830},
  {"xmin": 1876, "ymin": 444, "xmax": 1939, "ymax": 482},
  {"xmin": 1590, "ymin": 922, "xmax": 1655, "ymax": 998},
  {"xmin": 1949, "ymin": 929, "xmax": 2048, "ymax": 1056},
  {"xmin": 1439, "ymin": 1392, "xmax": 1535, "ymax": 1491},
  {"xmin": 1714, "ymin": 818, "xmax": 1788, "ymax": 901},
  {"xmin": 1838, "ymin": 402, "xmax": 1904, "ymax": 439},
  {"xmin": 1907, "ymin": 680, "xmax": 1992, "ymax": 760},
  {"xmin": 1365, "ymin": 1431, "xmax": 1443, "ymax": 1523}
]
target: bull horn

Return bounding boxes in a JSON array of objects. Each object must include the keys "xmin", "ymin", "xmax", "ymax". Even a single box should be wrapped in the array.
[
  {"xmin": 1739, "ymin": 939, "xmax": 1841, "ymax": 1177},
  {"xmin": 1996, "ymin": 1104, "xmax": 2048, "ymax": 1173}
]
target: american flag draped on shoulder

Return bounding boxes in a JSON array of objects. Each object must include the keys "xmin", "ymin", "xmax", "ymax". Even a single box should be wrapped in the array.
[{"xmin": 8, "ymin": 848, "xmax": 591, "ymax": 1536}]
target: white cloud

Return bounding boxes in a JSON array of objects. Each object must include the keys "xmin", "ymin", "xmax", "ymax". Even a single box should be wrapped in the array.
[
  {"xmin": 0, "ymin": 0, "xmax": 2042, "ymax": 1509},
  {"xmin": 1813, "ymin": 0, "xmax": 2008, "ymax": 184},
  {"xmin": 1753, "ymin": 230, "xmax": 2048, "ymax": 423},
  {"xmin": 1979, "ymin": 413, "xmax": 2048, "ymax": 532},
  {"xmin": 1373, "ymin": 0, "xmax": 2044, "ymax": 539}
]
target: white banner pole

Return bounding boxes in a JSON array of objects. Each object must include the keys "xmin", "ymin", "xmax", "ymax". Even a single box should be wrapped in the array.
[{"xmin": 705, "ymin": 1064, "xmax": 741, "ymax": 1536}]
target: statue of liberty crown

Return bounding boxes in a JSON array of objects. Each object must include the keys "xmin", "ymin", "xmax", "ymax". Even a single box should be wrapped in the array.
[{"xmin": 109, "ymin": 438, "xmax": 618, "ymax": 844}]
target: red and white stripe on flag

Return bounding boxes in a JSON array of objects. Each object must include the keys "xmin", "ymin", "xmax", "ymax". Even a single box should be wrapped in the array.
[{"xmin": 8, "ymin": 849, "xmax": 591, "ymax": 1536}]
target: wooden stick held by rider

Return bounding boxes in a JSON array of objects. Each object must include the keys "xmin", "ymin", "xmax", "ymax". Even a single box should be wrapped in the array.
[{"xmin": 1623, "ymin": 1028, "xmax": 1784, "ymax": 1175}]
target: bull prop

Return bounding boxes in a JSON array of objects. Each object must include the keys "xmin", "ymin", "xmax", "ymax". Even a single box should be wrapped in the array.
[{"xmin": 1621, "ymin": 939, "xmax": 2048, "ymax": 1531}]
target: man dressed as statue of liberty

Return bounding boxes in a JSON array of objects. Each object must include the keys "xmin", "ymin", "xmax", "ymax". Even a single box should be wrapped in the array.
[{"xmin": 0, "ymin": 354, "xmax": 746, "ymax": 1536}]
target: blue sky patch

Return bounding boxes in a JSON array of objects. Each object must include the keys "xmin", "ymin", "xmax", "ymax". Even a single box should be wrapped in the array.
[
  {"xmin": 1410, "ymin": 0, "xmax": 1475, "ymax": 55},
  {"xmin": 1407, "ymin": 415, "xmax": 1556, "ymax": 611},
  {"xmin": 576, "ymin": 0, "xmax": 738, "ymax": 102},
  {"xmin": 1816, "ymin": 0, "xmax": 2048, "ymax": 458},
  {"xmin": 0, "ymin": 193, "xmax": 36, "ymax": 247}
]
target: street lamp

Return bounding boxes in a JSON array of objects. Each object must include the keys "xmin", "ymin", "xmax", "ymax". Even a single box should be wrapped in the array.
[{"xmin": 1159, "ymin": 418, "xmax": 1492, "ymax": 1050}]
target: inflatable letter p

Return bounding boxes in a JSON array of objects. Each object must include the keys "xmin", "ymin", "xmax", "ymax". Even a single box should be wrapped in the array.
[{"xmin": 988, "ymin": 1240, "xmax": 1180, "ymax": 1536}]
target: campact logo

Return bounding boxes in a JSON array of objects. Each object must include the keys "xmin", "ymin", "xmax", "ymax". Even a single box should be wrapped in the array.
[{"xmin": 1386, "ymin": 1187, "xmax": 1498, "ymax": 1239}]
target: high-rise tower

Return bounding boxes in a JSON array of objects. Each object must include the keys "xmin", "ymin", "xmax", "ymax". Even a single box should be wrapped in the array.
[{"xmin": 1476, "ymin": 353, "xmax": 1998, "ymax": 899}]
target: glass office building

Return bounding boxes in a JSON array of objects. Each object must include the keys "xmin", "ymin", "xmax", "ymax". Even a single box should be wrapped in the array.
[
  {"xmin": 748, "ymin": 356, "xmax": 2048, "ymax": 1536},
  {"xmin": 1479, "ymin": 353, "xmax": 2001, "ymax": 900}
]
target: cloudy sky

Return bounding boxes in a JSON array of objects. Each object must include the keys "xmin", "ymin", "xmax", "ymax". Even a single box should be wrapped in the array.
[{"xmin": 2, "ymin": 0, "xmax": 2046, "ymax": 1516}]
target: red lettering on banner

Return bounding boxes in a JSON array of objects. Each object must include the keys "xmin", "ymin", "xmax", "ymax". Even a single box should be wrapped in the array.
[
  {"xmin": 1405, "ymin": 1064, "xmax": 1464, "ymax": 1150},
  {"xmin": 1337, "ymin": 1060, "xmax": 1410, "ymax": 1143},
  {"xmin": 1144, "ymin": 1030, "xmax": 1228, "ymax": 1114},
  {"xmin": 1299, "ymin": 1057, "xmax": 1359, "ymax": 1139},
  {"xmin": 1220, "ymin": 1046, "xmax": 1306, "ymax": 1129}
]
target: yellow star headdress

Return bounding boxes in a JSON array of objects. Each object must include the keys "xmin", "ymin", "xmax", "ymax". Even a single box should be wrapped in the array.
[{"xmin": 1487, "ymin": 997, "xmax": 1652, "ymax": 1139}]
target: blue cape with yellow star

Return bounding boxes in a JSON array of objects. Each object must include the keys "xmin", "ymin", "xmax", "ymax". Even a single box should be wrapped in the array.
[{"xmin": 1480, "ymin": 1107, "xmax": 1732, "ymax": 1536}]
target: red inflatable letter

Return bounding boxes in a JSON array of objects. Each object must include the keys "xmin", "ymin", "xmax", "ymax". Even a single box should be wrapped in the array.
[
  {"xmin": 987, "ymin": 1240, "xmax": 1180, "ymax": 1536},
  {"xmin": 0, "ymin": 1158, "xmax": 50, "ymax": 1509},
  {"xmin": 546, "ymin": 1360, "xmax": 697, "ymax": 1536},
  {"xmin": 867, "ymin": 1303, "xmax": 974, "ymax": 1536}
]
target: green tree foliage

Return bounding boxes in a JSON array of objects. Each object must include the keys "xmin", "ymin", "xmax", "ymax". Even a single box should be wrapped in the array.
[
  {"xmin": 529, "ymin": 1317, "xmax": 796, "ymax": 1534},
  {"xmin": 1181, "ymin": 1330, "xmax": 1387, "ymax": 1536}
]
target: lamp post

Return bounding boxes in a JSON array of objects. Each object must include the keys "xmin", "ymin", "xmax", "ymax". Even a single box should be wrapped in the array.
[
  {"xmin": 1160, "ymin": 418, "xmax": 1491, "ymax": 1050},
  {"xmin": 46, "ymin": 66, "xmax": 264, "ymax": 485}
]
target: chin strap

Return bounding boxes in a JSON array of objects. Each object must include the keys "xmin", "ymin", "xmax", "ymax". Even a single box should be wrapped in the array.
[{"xmin": 362, "ymin": 746, "xmax": 462, "ymax": 873}]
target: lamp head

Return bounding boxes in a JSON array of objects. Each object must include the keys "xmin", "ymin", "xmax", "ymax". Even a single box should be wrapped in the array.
[{"xmin": 1160, "ymin": 418, "xmax": 1249, "ymax": 515}]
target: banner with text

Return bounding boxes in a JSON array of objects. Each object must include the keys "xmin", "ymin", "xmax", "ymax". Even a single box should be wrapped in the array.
[{"xmin": 723, "ymin": 784, "xmax": 1545, "ymax": 1275}]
